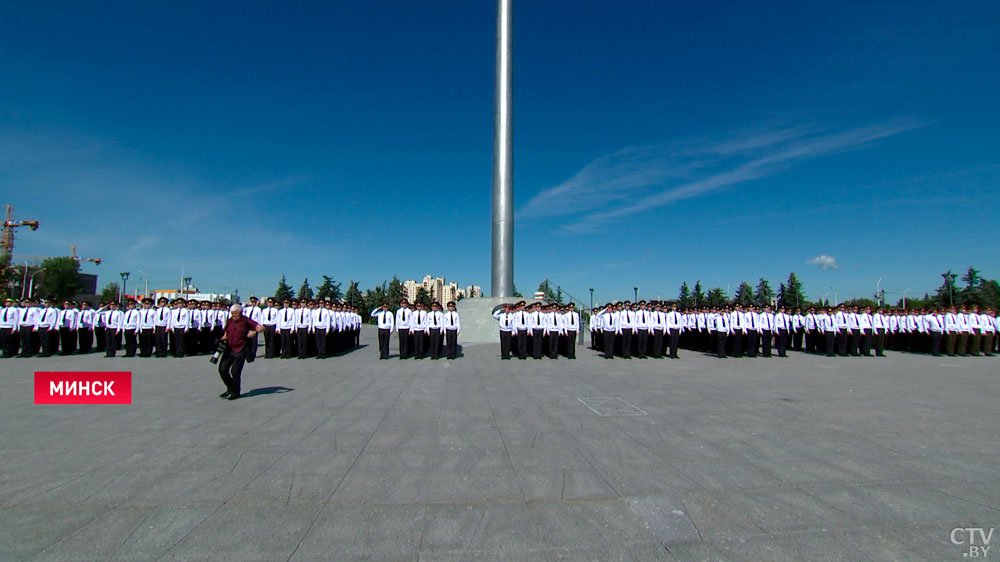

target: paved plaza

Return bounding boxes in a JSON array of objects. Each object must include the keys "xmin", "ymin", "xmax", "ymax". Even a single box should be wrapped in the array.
[{"xmin": 1, "ymin": 326, "xmax": 998, "ymax": 561}]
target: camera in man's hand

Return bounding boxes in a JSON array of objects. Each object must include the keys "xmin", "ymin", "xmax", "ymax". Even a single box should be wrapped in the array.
[{"xmin": 210, "ymin": 340, "xmax": 226, "ymax": 364}]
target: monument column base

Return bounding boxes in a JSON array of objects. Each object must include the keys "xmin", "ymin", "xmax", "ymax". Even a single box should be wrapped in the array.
[{"xmin": 455, "ymin": 297, "xmax": 513, "ymax": 344}]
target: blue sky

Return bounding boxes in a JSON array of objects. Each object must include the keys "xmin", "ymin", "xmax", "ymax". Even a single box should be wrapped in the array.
[{"xmin": 2, "ymin": 0, "xmax": 998, "ymax": 305}]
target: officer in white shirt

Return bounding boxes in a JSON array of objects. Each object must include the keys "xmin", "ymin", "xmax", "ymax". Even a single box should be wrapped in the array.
[
  {"xmin": 138, "ymin": 298, "xmax": 156, "ymax": 357},
  {"xmin": 760, "ymin": 305, "xmax": 775, "ymax": 358},
  {"xmin": 979, "ymin": 308, "xmax": 996, "ymax": 356},
  {"xmin": 370, "ymin": 302, "xmax": 394, "ymax": 359},
  {"xmin": 57, "ymin": 300, "xmax": 80, "ymax": 355},
  {"xmin": 729, "ymin": 305, "xmax": 745, "ymax": 357},
  {"xmin": 37, "ymin": 300, "xmax": 60, "ymax": 357},
  {"xmin": 153, "ymin": 297, "xmax": 171, "ymax": 357},
  {"xmin": 543, "ymin": 304, "xmax": 560, "ymax": 359},
  {"xmin": 493, "ymin": 303, "xmax": 514, "ymax": 359},
  {"xmin": 276, "ymin": 299, "xmax": 296, "ymax": 358},
  {"xmin": 858, "ymin": 307, "xmax": 874, "ymax": 357},
  {"xmin": 598, "ymin": 303, "xmax": 620, "ymax": 359},
  {"xmin": 169, "ymin": 298, "xmax": 190, "ymax": 357},
  {"xmin": 664, "ymin": 303, "xmax": 683, "ymax": 359},
  {"xmin": 105, "ymin": 301, "xmax": 124, "ymax": 357},
  {"xmin": 260, "ymin": 298, "xmax": 279, "ymax": 358},
  {"xmin": 872, "ymin": 307, "xmax": 889, "ymax": 357},
  {"xmin": 310, "ymin": 299, "xmax": 331, "ymax": 359},
  {"xmin": 444, "ymin": 301, "xmax": 461, "ymax": 360},
  {"xmin": 821, "ymin": 308, "xmax": 838, "ymax": 357},
  {"xmin": 561, "ymin": 303, "xmax": 579, "ymax": 359},
  {"xmin": 120, "ymin": 299, "xmax": 141, "ymax": 357},
  {"xmin": 633, "ymin": 302, "xmax": 650, "ymax": 358},
  {"xmin": 0, "ymin": 298, "xmax": 19, "ymax": 357},
  {"xmin": 648, "ymin": 303, "xmax": 665, "ymax": 358},
  {"xmin": 294, "ymin": 299, "xmax": 313, "ymax": 358},
  {"xmin": 967, "ymin": 305, "xmax": 983, "ymax": 357},
  {"xmin": 17, "ymin": 299, "xmax": 40, "ymax": 357},
  {"xmin": 590, "ymin": 307, "xmax": 602, "ymax": 351},
  {"xmin": 619, "ymin": 303, "xmax": 636, "ymax": 358},
  {"xmin": 394, "ymin": 299, "xmax": 412, "ymax": 360},
  {"xmin": 713, "ymin": 306, "xmax": 731, "ymax": 358},
  {"xmin": 410, "ymin": 302, "xmax": 428, "ymax": 359},
  {"xmin": 510, "ymin": 301, "xmax": 528, "ymax": 359},
  {"xmin": 424, "ymin": 302, "xmax": 444, "ymax": 359},
  {"xmin": 524, "ymin": 302, "xmax": 544, "ymax": 359}
]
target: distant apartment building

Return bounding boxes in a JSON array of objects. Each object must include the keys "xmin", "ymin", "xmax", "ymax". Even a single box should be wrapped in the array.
[{"xmin": 402, "ymin": 275, "xmax": 481, "ymax": 303}]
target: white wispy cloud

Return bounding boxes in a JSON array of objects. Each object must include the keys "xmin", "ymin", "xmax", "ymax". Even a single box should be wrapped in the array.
[
  {"xmin": 807, "ymin": 255, "xmax": 839, "ymax": 270},
  {"xmin": 519, "ymin": 119, "xmax": 923, "ymax": 234}
]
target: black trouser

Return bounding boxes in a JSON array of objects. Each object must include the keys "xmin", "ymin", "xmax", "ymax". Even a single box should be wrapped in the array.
[
  {"xmin": 825, "ymin": 332, "xmax": 836, "ymax": 355},
  {"xmin": 279, "ymin": 328, "xmax": 293, "ymax": 357},
  {"xmin": 445, "ymin": 329, "xmax": 458, "ymax": 359},
  {"xmin": 668, "ymin": 328, "xmax": 680, "ymax": 358},
  {"xmin": 377, "ymin": 328, "xmax": 391, "ymax": 358},
  {"xmin": 565, "ymin": 331, "xmax": 577, "ymax": 358},
  {"xmin": 969, "ymin": 330, "xmax": 982, "ymax": 356},
  {"xmin": 499, "ymin": 330, "xmax": 512, "ymax": 358},
  {"xmin": 716, "ymin": 331, "xmax": 727, "ymax": 357},
  {"xmin": 154, "ymin": 326, "xmax": 168, "ymax": 356},
  {"xmin": 728, "ymin": 331, "xmax": 742, "ymax": 356},
  {"xmin": 746, "ymin": 331, "xmax": 759, "ymax": 357},
  {"xmin": 218, "ymin": 347, "xmax": 247, "ymax": 395},
  {"xmin": 18, "ymin": 326, "xmax": 36, "ymax": 356},
  {"xmin": 547, "ymin": 331, "xmax": 559, "ymax": 357},
  {"xmin": 602, "ymin": 330, "xmax": 616, "ymax": 358},
  {"xmin": 77, "ymin": 328, "xmax": 93, "ymax": 353},
  {"xmin": 263, "ymin": 325, "xmax": 276, "ymax": 357},
  {"xmin": 170, "ymin": 329, "xmax": 185, "ymax": 356},
  {"xmin": 105, "ymin": 329, "xmax": 120, "ymax": 356},
  {"xmin": 122, "ymin": 330, "xmax": 137, "ymax": 356},
  {"xmin": 397, "ymin": 328, "xmax": 410, "ymax": 359},
  {"xmin": 0, "ymin": 327, "xmax": 15, "ymax": 357},
  {"xmin": 185, "ymin": 329, "xmax": 199, "ymax": 355},
  {"xmin": 761, "ymin": 330, "xmax": 773, "ymax": 357},
  {"xmin": 516, "ymin": 330, "xmax": 527, "ymax": 358},
  {"xmin": 58, "ymin": 327, "xmax": 77, "ymax": 354},
  {"xmin": 37, "ymin": 327, "xmax": 54, "ymax": 356},
  {"xmin": 531, "ymin": 329, "xmax": 544, "ymax": 358},
  {"xmin": 620, "ymin": 328, "xmax": 632, "ymax": 357},
  {"xmin": 775, "ymin": 329, "xmax": 788, "ymax": 356},
  {"xmin": 139, "ymin": 328, "xmax": 154, "ymax": 356},
  {"xmin": 835, "ymin": 332, "xmax": 848, "ymax": 355},
  {"xmin": 874, "ymin": 329, "xmax": 886, "ymax": 356},
  {"xmin": 200, "ymin": 328, "xmax": 214, "ymax": 355},
  {"xmin": 313, "ymin": 329, "xmax": 327, "ymax": 358},
  {"xmin": 428, "ymin": 328, "xmax": 442, "ymax": 358},
  {"xmin": 413, "ymin": 330, "xmax": 426, "ymax": 358},
  {"xmin": 296, "ymin": 327, "xmax": 309, "ymax": 357},
  {"xmin": 652, "ymin": 330, "xmax": 665, "ymax": 357},
  {"xmin": 631, "ymin": 329, "xmax": 646, "ymax": 356},
  {"xmin": 849, "ymin": 330, "xmax": 861, "ymax": 356},
  {"xmin": 95, "ymin": 326, "xmax": 107, "ymax": 352},
  {"xmin": 793, "ymin": 329, "xmax": 803, "ymax": 351},
  {"xmin": 860, "ymin": 330, "xmax": 873, "ymax": 356}
]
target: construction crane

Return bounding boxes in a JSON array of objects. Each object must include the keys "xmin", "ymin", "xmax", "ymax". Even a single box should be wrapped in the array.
[
  {"xmin": 1, "ymin": 204, "xmax": 40, "ymax": 260},
  {"xmin": 70, "ymin": 245, "xmax": 101, "ymax": 266}
]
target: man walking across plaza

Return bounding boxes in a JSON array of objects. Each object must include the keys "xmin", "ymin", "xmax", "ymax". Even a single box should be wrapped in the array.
[{"xmin": 218, "ymin": 303, "xmax": 264, "ymax": 400}]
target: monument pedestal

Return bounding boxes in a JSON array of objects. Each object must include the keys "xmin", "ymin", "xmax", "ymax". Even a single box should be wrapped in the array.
[{"xmin": 455, "ymin": 297, "xmax": 510, "ymax": 344}]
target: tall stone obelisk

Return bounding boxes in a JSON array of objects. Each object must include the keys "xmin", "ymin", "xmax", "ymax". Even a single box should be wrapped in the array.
[
  {"xmin": 491, "ymin": 0, "xmax": 513, "ymax": 298},
  {"xmin": 456, "ymin": 0, "xmax": 513, "ymax": 344}
]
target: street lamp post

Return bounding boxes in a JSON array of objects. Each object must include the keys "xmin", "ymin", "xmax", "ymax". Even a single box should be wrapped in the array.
[
  {"xmin": 183, "ymin": 277, "xmax": 192, "ymax": 297},
  {"xmin": 28, "ymin": 268, "xmax": 47, "ymax": 299},
  {"xmin": 120, "ymin": 272, "xmax": 130, "ymax": 304},
  {"xmin": 902, "ymin": 288, "xmax": 911, "ymax": 309},
  {"xmin": 941, "ymin": 271, "xmax": 957, "ymax": 307},
  {"xmin": 589, "ymin": 288, "xmax": 594, "ymax": 310},
  {"xmin": 633, "ymin": 286, "xmax": 638, "ymax": 302},
  {"xmin": 137, "ymin": 270, "xmax": 148, "ymax": 299},
  {"xmin": 876, "ymin": 277, "xmax": 882, "ymax": 307}
]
